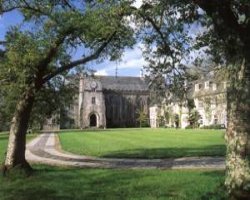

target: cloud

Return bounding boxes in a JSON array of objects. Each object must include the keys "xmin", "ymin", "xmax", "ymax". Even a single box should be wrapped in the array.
[
  {"xmin": 89, "ymin": 0, "xmax": 147, "ymax": 76},
  {"xmin": 95, "ymin": 69, "xmax": 108, "ymax": 76},
  {"xmin": 124, "ymin": 0, "xmax": 143, "ymax": 29},
  {"xmin": 132, "ymin": 0, "xmax": 143, "ymax": 8},
  {"xmin": 95, "ymin": 44, "xmax": 146, "ymax": 76}
]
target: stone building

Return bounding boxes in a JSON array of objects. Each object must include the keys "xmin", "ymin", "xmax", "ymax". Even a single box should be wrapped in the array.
[
  {"xmin": 158, "ymin": 74, "xmax": 228, "ymax": 129},
  {"xmin": 43, "ymin": 72, "xmax": 227, "ymax": 130},
  {"xmin": 69, "ymin": 75, "xmax": 150, "ymax": 129},
  {"xmin": 192, "ymin": 77, "xmax": 227, "ymax": 127}
]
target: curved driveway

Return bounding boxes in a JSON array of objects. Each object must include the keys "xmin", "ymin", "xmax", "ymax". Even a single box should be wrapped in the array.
[{"xmin": 26, "ymin": 133, "xmax": 225, "ymax": 169}]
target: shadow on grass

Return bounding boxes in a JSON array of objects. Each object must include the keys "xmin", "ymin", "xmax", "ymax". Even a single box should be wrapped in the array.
[
  {"xmin": 200, "ymin": 171, "xmax": 228, "ymax": 200},
  {"xmin": 0, "ymin": 166, "xmax": 226, "ymax": 200},
  {"xmin": 59, "ymin": 128, "xmax": 151, "ymax": 134},
  {"xmin": 101, "ymin": 145, "xmax": 226, "ymax": 159},
  {"xmin": 0, "ymin": 136, "xmax": 8, "ymax": 141}
]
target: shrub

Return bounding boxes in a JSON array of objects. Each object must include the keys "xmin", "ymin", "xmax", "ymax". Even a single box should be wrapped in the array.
[
  {"xmin": 201, "ymin": 124, "xmax": 225, "ymax": 129},
  {"xmin": 185, "ymin": 125, "xmax": 194, "ymax": 129}
]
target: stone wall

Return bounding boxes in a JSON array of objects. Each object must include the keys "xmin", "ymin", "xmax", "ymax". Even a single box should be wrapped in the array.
[{"xmin": 104, "ymin": 90, "xmax": 149, "ymax": 128}]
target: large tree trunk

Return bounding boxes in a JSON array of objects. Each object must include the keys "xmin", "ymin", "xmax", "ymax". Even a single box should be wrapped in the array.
[
  {"xmin": 4, "ymin": 87, "xmax": 35, "ymax": 172},
  {"xmin": 225, "ymin": 58, "xmax": 250, "ymax": 199}
]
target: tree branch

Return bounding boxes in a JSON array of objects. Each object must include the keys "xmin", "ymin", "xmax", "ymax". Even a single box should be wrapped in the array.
[
  {"xmin": 137, "ymin": 10, "xmax": 173, "ymax": 57},
  {"xmin": 33, "ymin": 28, "xmax": 80, "ymax": 90},
  {"xmin": 193, "ymin": 0, "xmax": 246, "ymax": 41},
  {"xmin": 1, "ymin": 1, "xmax": 50, "ymax": 16},
  {"xmin": 0, "ymin": 5, "xmax": 20, "ymax": 13},
  {"xmin": 62, "ymin": 0, "xmax": 76, "ymax": 11},
  {"xmin": 0, "ymin": 41, "xmax": 7, "ymax": 45},
  {"xmin": 37, "ymin": 35, "xmax": 67, "ymax": 72},
  {"xmin": 42, "ymin": 31, "xmax": 117, "ymax": 83}
]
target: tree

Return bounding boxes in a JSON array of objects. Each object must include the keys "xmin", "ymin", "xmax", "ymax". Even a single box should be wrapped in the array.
[
  {"xmin": 136, "ymin": 108, "xmax": 148, "ymax": 128},
  {"xmin": 188, "ymin": 109, "xmax": 201, "ymax": 128},
  {"xmin": 29, "ymin": 76, "xmax": 77, "ymax": 130},
  {"xmin": 0, "ymin": 70, "xmax": 77, "ymax": 132},
  {"xmin": 174, "ymin": 114, "xmax": 179, "ymax": 128},
  {"xmin": 0, "ymin": 0, "xmax": 135, "ymax": 173},
  {"xmin": 133, "ymin": 0, "xmax": 250, "ymax": 198}
]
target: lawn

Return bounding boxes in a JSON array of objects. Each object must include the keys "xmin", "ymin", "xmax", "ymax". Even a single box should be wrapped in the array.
[
  {"xmin": 0, "ymin": 131, "xmax": 226, "ymax": 200},
  {"xmin": 0, "ymin": 166, "xmax": 226, "ymax": 200},
  {"xmin": 0, "ymin": 134, "xmax": 9, "ymax": 163},
  {"xmin": 0, "ymin": 133, "xmax": 36, "ymax": 163},
  {"xmin": 59, "ymin": 128, "xmax": 226, "ymax": 159}
]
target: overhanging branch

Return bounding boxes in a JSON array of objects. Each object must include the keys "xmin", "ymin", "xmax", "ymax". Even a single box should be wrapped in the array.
[
  {"xmin": 193, "ymin": 0, "xmax": 246, "ymax": 41},
  {"xmin": 137, "ymin": 10, "xmax": 173, "ymax": 57},
  {"xmin": 42, "ymin": 31, "xmax": 117, "ymax": 83},
  {"xmin": 1, "ymin": 1, "xmax": 51, "ymax": 16},
  {"xmin": 0, "ymin": 41, "xmax": 7, "ymax": 45}
]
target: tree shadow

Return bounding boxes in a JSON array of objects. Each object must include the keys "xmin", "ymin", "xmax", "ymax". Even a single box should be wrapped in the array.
[
  {"xmin": 61, "ymin": 128, "xmax": 151, "ymax": 133},
  {"xmin": 101, "ymin": 145, "xmax": 226, "ymax": 159},
  {"xmin": 194, "ymin": 170, "xmax": 227, "ymax": 200},
  {"xmin": 1, "ymin": 165, "xmax": 226, "ymax": 200},
  {"xmin": 0, "ymin": 136, "xmax": 8, "ymax": 141}
]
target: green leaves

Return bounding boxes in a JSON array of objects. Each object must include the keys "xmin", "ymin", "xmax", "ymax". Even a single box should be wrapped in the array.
[{"xmin": 0, "ymin": 0, "xmax": 137, "ymax": 131}]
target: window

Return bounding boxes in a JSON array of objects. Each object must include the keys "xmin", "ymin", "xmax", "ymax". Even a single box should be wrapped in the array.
[
  {"xmin": 211, "ymin": 98, "xmax": 217, "ymax": 107},
  {"xmin": 198, "ymin": 100, "xmax": 203, "ymax": 108},
  {"xmin": 205, "ymin": 81, "xmax": 212, "ymax": 89},
  {"xmin": 92, "ymin": 97, "xmax": 96, "ymax": 104},
  {"xmin": 205, "ymin": 98, "xmax": 210, "ymax": 104},
  {"xmin": 195, "ymin": 83, "xmax": 202, "ymax": 91},
  {"xmin": 214, "ymin": 115, "xmax": 218, "ymax": 124},
  {"xmin": 213, "ymin": 83, "xmax": 217, "ymax": 91},
  {"xmin": 209, "ymin": 81, "xmax": 213, "ymax": 88},
  {"xmin": 223, "ymin": 81, "xmax": 227, "ymax": 89}
]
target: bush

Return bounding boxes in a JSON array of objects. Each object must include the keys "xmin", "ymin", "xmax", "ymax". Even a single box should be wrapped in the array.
[
  {"xmin": 185, "ymin": 125, "xmax": 194, "ymax": 129},
  {"xmin": 201, "ymin": 124, "xmax": 226, "ymax": 129}
]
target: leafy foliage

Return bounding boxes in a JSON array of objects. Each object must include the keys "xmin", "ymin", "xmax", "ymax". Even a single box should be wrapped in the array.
[
  {"xmin": 0, "ymin": 0, "xmax": 136, "ymax": 130},
  {"xmin": 188, "ymin": 109, "xmax": 201, "ymax": 128},
  {"xmin": 135, "ymin": 1, "xmax": 250, "ymax": 198},
  {"xmin": 136, "ymin": 108, "xmax": 148, "ymax": 127}
]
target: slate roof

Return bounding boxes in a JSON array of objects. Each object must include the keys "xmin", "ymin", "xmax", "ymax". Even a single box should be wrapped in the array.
[{"xmin": 96, "ymin": 76, "xmax": 149, "ymax": 92}]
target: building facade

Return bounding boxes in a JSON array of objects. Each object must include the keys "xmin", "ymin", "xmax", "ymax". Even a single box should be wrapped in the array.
[
  {"xmin": 43, "ymin": 73, "xmax": 227, "ymax": 130},
  {"xmin": 68, "ymin": 75, "xmax": 150, "ymax": 129},
  {"xmin": 192, "ymin": 78, "xmax": 227, "ymax": 127},
  {"xmin": 151, "ymin": 75, "xmax": 227, "ymax": 129}
]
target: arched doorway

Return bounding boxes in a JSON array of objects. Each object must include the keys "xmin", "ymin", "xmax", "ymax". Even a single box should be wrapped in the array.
[{"xmin": 90, "ymin": 114, "xmax": 97, "ymax": 127}]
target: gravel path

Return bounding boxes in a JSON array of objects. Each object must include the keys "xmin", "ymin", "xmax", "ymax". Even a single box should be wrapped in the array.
[{"xmin": 26, "ymin": 133, "xmax": 225, "ymax": 169}]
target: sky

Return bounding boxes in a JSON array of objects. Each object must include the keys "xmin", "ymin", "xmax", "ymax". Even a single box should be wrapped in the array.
[
  {"xmin": 0, "ymin": 1, "xmax": 144, "ymax": 77},
  {"xmin": 0, "ymin": 1, "xmax": 206, "ymax": 77}
]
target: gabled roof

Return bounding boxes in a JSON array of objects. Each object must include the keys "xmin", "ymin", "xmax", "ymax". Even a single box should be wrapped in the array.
[{"xmin": 96, "ymin": 76, "xmax": 149, "ymax": 92}]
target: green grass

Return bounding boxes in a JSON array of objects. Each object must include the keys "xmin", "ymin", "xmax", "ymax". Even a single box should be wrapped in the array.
[
  {"xmin": 0, "ymin": 131, "xmax": 226, "ymax": 200},
  {"xmin": 59, "ymin": 128, "xmax": 226, "ymax": 159},
  {"xmin": 0, "ymin": 134, "xmax": 9, "ymax": 163},
  {"xmin": 0, "ymin": 166, "xmax": 226, "ymax": 200},
  {"xmin": 0, "ymin": 133, "xmax": 36, "ymax": 164}
]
